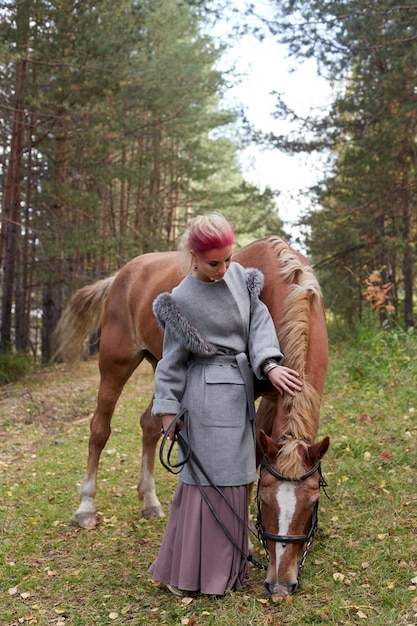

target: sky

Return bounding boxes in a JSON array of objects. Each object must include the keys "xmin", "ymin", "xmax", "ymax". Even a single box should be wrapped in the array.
[{"xmin": 210, "ymin": 5, "xmax": 333, "ymax": 243}]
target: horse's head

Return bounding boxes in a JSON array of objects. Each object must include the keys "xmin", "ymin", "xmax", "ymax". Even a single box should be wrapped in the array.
[{"xmin": 257, "ymin": 429, "xmax": 330, "ymax": 599}]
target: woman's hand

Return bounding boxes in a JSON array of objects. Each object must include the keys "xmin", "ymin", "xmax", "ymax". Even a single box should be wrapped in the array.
[
  {"xmin": 161, "ymin": 414, "xmax": 182, "ymax": 441},
  {"xmin": 267, "ymin": 365, "xmax": 303, "ymax": 397}
]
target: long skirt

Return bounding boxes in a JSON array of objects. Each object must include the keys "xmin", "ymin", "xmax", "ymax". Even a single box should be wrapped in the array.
[{"xmin": 148, "ymin": 481, "xmax": 249, "ymax": 596}]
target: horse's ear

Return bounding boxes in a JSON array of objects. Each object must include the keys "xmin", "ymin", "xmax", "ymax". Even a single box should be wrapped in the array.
[
  {"xmin": 307, "ymin": 436, "xmax": 330, "ymax": 464},
  {"xmin": 258, "ymin": 429, "xmax": 282, "ymax": 458}
]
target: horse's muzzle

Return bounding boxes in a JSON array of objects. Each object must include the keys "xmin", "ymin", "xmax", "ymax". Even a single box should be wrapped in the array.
[{"xmin": 264, "ymin": 580, "xmax": 299, "ymax": 598}]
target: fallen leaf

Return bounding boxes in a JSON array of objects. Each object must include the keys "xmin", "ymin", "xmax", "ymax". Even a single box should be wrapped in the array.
[
  {"xmin": 411, "ymin": 576, "xmax": 417, "ymax": 584},
  {"xmin": 357, "ymin": 610, "xmax": 367, "ymax": 619},
  {"xmin": 181, "ymin": 596, "xmax": 194, "ymax": 605},
  {"xmin": 380, "ymin": 451, "xmax": 392, "ymax": 462},
  {"xmin": 364, "ymin": 451, "xmax": 371, "ymax": 460},
  {"xmin": 362, "ymin": 562, "xmax": 370, "ymax": 569},
  {"xmin": 359, "ymin": 414, "xmax": 373, "ymax": 423},
  {"xmin": 8, "ymin": 587, "xmax": 18, "ymax": 595},
  {"xmin": 333, "ymin": 572, "xmax": 345, "ymax": 582},
  {"xmin": 20, "ymin": 592, "xmax": 30, "ymax": 599},
  {"xmin": 109, "ymin": 612, "xmax": 118, "ymax": 620}
]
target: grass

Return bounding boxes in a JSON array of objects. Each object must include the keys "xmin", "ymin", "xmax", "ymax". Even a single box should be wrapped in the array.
[{"xmin": 1, "ymin": 324, "xmax": 417, "ymax": 625}]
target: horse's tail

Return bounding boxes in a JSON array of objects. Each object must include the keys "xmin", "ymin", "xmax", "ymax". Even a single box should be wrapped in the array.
[{"xmin": 52, "ymin": 275, "xmax": 117, "ymax": 362}]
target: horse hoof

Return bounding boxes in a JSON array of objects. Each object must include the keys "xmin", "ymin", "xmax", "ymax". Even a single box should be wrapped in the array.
[
  {"xmin": 142, "ymin": 506, "xmax": 164, "ymax": 520},
  {"xmin": 74, "ymin": 512, "xmax": 98, "ymax": 529}
]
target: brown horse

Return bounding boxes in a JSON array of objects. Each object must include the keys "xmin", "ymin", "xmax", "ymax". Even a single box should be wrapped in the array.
[{"xmin": 53, "ymin": 235, "xmax": 329, "ymax": 597}]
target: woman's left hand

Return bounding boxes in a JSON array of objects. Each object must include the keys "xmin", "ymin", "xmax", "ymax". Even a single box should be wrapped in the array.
[{"xmin": 267, "ymin": 365, "xmax": 303, "ymax": 396}]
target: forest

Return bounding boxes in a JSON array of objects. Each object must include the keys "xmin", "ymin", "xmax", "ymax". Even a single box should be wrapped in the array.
[{"xmin": 0, "ymin": 0, "xmax": 416, "ymax": 365}]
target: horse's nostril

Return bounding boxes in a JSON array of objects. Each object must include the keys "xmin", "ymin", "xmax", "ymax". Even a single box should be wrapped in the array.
[
  {"xmin": 289, "ymin": 581, "xmax": 300, "ymax": 594},
  {"xmin": 263, "ymin": 581, "xmax": 273, "ymax": 596}
]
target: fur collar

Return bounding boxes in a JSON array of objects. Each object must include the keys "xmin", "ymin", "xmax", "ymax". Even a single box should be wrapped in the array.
[{"xmin": 153, "ymin": 267, "xmax": 263, "ymax": 357}]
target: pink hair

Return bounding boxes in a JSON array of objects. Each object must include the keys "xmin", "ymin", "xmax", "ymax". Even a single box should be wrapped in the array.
[{"xmin": 187, "ymin": 213, "xmax": 235, "ymax": 253}]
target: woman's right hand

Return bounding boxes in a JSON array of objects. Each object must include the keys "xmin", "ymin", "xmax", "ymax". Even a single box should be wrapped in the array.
[{"xmin": 161, "ymin": 414, "xmax": 182, "ymax": 441}]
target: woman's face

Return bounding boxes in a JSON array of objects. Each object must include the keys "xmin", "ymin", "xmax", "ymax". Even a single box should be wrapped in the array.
[{"xmin": 193, "ymin": 244, "xmax": 233, "ymax": 282}]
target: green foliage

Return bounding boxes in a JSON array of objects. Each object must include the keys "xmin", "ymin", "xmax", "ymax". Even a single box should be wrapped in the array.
[
  {"xmin": 0, "ymin": 352, "xmax": 33, "ymax": 385},
  {"xmin": 328, "ymin": 321, "xmax": 416, "ymax": 393},
  {"xmin": 2, "ymin": 0, "xmax": 283, "ymax": 358},
  {"xmin": 265, "ymin": 0, "xmax": 417, "ymax": 328}
]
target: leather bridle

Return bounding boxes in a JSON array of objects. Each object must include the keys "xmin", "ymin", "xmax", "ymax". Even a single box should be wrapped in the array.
[{"xmin": 256, "ymin": 453, "xmax": 328, "ymax": 569}]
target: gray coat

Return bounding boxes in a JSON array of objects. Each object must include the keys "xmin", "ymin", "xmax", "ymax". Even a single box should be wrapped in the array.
[{"xmin": 152, "ymin": 262, "xmax": 283, "ymax": 486}]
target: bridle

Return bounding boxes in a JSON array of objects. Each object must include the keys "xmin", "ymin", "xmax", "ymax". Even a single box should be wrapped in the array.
[{"xmin": 256, "ymin": 453, "xmax": 328, "ymax": 570}]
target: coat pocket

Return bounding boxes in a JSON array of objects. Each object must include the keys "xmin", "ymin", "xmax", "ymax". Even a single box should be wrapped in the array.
[{"xmin": 202, "ymin": 364, "xmax": 246, "ymax": 427}]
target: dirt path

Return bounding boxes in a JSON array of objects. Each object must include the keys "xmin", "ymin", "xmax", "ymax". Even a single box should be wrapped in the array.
[{"xmin": 0, "ymin": 360, "xmax": 101, "ymax": 466}]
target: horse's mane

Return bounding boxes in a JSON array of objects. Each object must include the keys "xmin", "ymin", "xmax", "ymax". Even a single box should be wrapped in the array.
[
  {"xmin": 268, "ymin": 236, "xmax": 323, "ymax": 460},
  {"xmin": 274, "ymin": 438, "xmax": 309, "ymax": 481}
]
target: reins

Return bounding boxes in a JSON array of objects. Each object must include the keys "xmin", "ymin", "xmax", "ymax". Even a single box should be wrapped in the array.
[
  {"xmin": 159, "ymin": 411, "xmax": 267, "ymax": 570},
  {"xmin": 159, "ymin": 413, "xmax": 329, "ymax": 573}
]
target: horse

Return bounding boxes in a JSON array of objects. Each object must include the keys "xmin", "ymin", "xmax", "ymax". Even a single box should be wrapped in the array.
[{"xmin": 52, "ymin": 235, "xmax": 329, "ymax": 597}]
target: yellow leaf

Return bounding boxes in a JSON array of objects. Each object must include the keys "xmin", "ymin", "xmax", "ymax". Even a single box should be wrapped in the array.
[
  {"xmin": 109, "ymin": 612, "xmax": 118, "ymax": 620},
  {"xmin": 364, "ymin": 452, "xmax": 371, "ymax": 460}
]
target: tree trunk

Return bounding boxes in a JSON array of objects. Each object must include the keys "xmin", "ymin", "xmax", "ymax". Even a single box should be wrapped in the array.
[{"xmin": 0, "ymin": 55, "xmax": 27, "ymax": 352}]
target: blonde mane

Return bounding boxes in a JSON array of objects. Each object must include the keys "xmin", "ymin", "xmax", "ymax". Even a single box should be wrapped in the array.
[
  {"xmin": 274, "ymin": 438, "xmax": 309, "ymax": 481},
  {"xmin": 269, "ymin": 237, "xmax": 323, "ymax": 471}
]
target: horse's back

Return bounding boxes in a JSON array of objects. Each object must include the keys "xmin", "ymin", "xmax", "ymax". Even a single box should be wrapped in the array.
[{"xmin": 99, "ymin": 251, "xmax": 180, "ymax": 361}]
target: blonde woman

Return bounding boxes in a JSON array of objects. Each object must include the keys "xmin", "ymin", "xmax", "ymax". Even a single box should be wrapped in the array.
[{"xmin": 149, "ymin": 213, "xmax": 302, "ymax": 597}]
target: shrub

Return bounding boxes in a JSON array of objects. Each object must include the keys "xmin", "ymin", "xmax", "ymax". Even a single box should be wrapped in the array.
[{"xmin": 0, "ymin": 351, "xmax": 33, "ymax": 385}]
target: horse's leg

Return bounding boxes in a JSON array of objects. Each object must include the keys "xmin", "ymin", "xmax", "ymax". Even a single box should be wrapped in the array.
[
  {"xmin": 74, "ymin": 355, "xmax": 141, "ymax": 529},
  {"xmin": 138, "ymin": 402, "xmax": 164, "ymax": 519}
]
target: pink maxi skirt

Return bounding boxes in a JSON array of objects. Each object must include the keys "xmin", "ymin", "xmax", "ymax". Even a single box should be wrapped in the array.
[{"xmin": 148, "ymin": 481, "xmax": 249, "ymax": 596}]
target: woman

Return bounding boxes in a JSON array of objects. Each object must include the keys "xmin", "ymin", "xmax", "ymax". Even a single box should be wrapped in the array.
[{"xmin": 149, "ymin": 213, "xmax": 302, "ymax": 597}]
